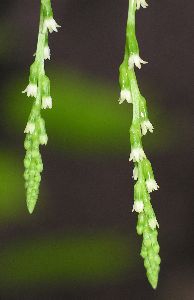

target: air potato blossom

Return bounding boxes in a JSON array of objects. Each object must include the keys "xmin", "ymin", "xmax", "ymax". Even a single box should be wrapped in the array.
[
  {"xmin": 136, "ymin": 0, "xmax": 148, "ymax": 10},
  {"xmin": 44, "ymin": 17, "xmax": 61, "ymax": 33},
  {"xmin": 118, "ymin": 0, "xmax": 160, "ymax": 289},
  {"xmin": 23, "ymin": 0, "xmax": 60, "ymax": 214},
  {"xmin": 128, "ymin": 54, "xmax": 148, "ymax": 69},
  {"xmin": 119, "ymin": 89, "xmax": 132, "ymax": 104},
  {"xmin": 22, "ymin": 83, "xmax": 37, "ymax": 98}
]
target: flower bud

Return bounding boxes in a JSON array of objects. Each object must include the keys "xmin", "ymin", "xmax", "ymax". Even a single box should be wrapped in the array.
[
  {"xmin": 29, "ymin": 61, "xmax": 39, "ymax": 85},
  {"xmin": 119, "ymin": 62, "xmax": 130, "ymax": 91},
  {"xmin": 41, "ymin": 75, "xmax": 50, "ymax": 98},
  {"xmin": 148, "ymin": 217, "xmax": 159, "ymax": 230},
  {"xmin": 133, "ymin": 200, "xmax": 144, "ymax": 213},
  {"xmin": 126, "ymin": 29, "xmax": 139, "ymax": 57},
  {"xmin": 139, "ymin": 96, "xmax": 148, "ymax": 121}
]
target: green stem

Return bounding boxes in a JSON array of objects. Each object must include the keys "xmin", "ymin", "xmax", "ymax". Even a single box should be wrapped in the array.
[
  {"xmin": 127, "ymin": 0, "xmax": 140, "ymax": 123},
  {"xmin": 127, "ymin": 0, "xmax": 136, "ymax": 26}
]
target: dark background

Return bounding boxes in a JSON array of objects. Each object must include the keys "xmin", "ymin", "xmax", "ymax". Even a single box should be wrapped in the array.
[{"xmin": 0, "ymin": 1, "xmax": 193, "ymax": 299}]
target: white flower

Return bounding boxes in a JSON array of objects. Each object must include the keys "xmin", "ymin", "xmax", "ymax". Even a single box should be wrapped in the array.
[
  {"xmin": 42, "ymin": 96, "xmax": 52, "ymax": 109},
  {"xmin": 141, "ymin": 120, "xmax": 154, "ymax": 135},
  {"xmin": 118, "ymin": 89, "xmax": 132, "ymax": 104},
  {"xmin": 44, "ymin": 46, "xmax": 51, "ymax": 60},
  {"xmin": 22, "ymin": 83, "xmax": 37, "ymax": 98},
  {"xmin": 146, "ymin": 179, "xmax": 159, "ymax": 193},
  {"xmin": 132, "ymin": 200, "xmax": 144, "ymax": 213},
  {"xmin": 44, "ymin": 17, "xmax": 61, "ymax": 33},
  {"xmin": 132, "ymin": 166, "xmax": 138, "ymax": 180},
  {"xmin": 128, "ymin": 54, "xmax": 148, "ymax": 69},
  {"xmin": 129, "ymin": 148, "xmax": 146, "ymax": 162},
  {"xmin": 24, "ymin": 122, "xmax": 35, "ymax": 134},
  {"xmin": 148, "ymin": 217, "xmax": 159, "ymax": 230},
  {"xmin": 39, "ymin": 134, "xmax": 48, "ymax": 145},
  {"xmin": 136, "ymin": 0, "xmax": 148, "ymax": 10}
]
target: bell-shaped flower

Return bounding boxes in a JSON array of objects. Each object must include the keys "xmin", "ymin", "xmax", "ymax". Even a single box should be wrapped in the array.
[
  {"xmin": 129, "ymin": 54, "xmax": 148, "ymax": 69},
  {"xmin": 119, "ymin": 89, "xmax": 132, "ymax": 104}
]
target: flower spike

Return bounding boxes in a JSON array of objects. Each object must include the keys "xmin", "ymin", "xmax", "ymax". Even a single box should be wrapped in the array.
[
  {"xmin": 23, "ymin": 1, "xmax": 60, "ymax": 213},
  {"xmin": 118, "ymin": 0, "xmax": 161, "ymax": 289}
]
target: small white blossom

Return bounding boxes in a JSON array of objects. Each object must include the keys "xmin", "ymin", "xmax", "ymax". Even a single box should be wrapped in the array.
[
  {"xmin": 39, "ymin": 134, "xmax": 48, "ymax": 145},
  {"xmin": 44, "ymin": 46, "xmax": 51, "ymax": 60},
  {"xmin": 148, "ymin": 217, "xmax": 159, "ymax": 230},
  {"xmin": 129, "ymin": 54, "xmax": 148, "ymax": 69},
  {"xmin": 129, "ymin": 148, "xmax": 146, "ymax": 162},
  {"xmin": 22, "ymin": 83, "xmax": 37, "ymax": 98},
  {"xmin": 44, "ymin": 17, "xmax": 61, "ymax": 33},
  {"xmin": 141, "ymin": 120, "xmax": 154, "ymax": 135},
  {"xmin": 118, "ymin": 89, "xmax": 132, "ymax": 104},
  {"xmin": 132, "ymin": 200, "xmax": 144, "ymax": 213},
  {"xmin": 136, "ymin": 0, "xmax": 148, "ymax": 10},
  {"xmin": 132, "ymin": 166, "xmax": 138, "ymax": 180},
  {"xmin": 24, "ymin": 122, "xmax": 35, "ymax": 134},
  {"xmin": 146, "ymin": 179, "xmax": 159, "ymax": 193},
  {"xmin": 42, "ymin": 96, "xmax": 52, "ymax": 109}
]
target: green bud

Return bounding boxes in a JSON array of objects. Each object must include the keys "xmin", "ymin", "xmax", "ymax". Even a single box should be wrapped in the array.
[
  {"xmin": 126, "ymin": 27, "xmax": 139, "ymax": 55},
  {"xmin": 119, "ymin": 62, "xmax": 130, "ymax": 90},
  {"xmin": 29, "ymin": 61, "xmax": 39, "ymax": 84},
  {"xmin": 28, "ymin": 179, "xmax": 34, "ymax": 188},
  {"xmin": 144, "ymin": 258, "xmax": 150, "ymax": 269},
  {"xmin": 31, "ymin": 139, "xmax": 39, "ymax": 149},
  {"xmin": 134, "ymin": 181, "xmax": 144, "ymax": 202},
  {"xmin": 136, "ymin": 225, "xmax": 143, "ymax": 235},
  {"xmin": 138, "ymin": 212, "xmax": 145, "ymax": 225},
  {"xmin": 24, "ymin": 171, "xmax": 29, "ymax": 180},
  {"xmin": 24, "ymin": 139, "xmax": 31, "ymax": 150},
  {"xmin": 153, "ymin": 243, "xmax": 160, "ymax": 254},
  {"xmin": 29, "ymin": 169, "xmax": 36, "ymax": 177},
  {"xmin": 130, "ymin": 122, "xmax": 142, "ymax": 148},
  {"xmin": 31, "ymin": 149, "xmax": 40, "ymax": 158},
  {"xmin": 140, "ymin": 247, "xmax": 147, "ymax": 259},
  {"xmin": 154, "ymin": 254, "xmax": 161, "ymax": 265},
  {"xmin": 142, "ymin": 159, "xmax": 154, "ymax": 181},
  {"xmin": 139, "ymin": 96, "xmax": 148, "ymax": 121},
  {"xmin": 40, "ymin": 75, "xmax": 50, "ymax": 98},
  {"xmin": 147, "ymin": 273, "xmax": 158, "ymax": 289},
  {"xmin": 34, "ymin": 174, "xmax": 41, "ymax": 183},
  {"xmin": 143, "ymin": 238, "xmax": 152, "ymax": 248},
  {"xmin": 24, "ymin": 157, "xmax": 31, "ymax": 168},
  {"xmin": 148, "ymin": 250, "xmax": 155, "ymax": 260},
  {"xmin": 36, "ymin": 163, "xmax": 43, "ymax": 173},
  {"xmin": 38, "ymin": 117, "xmax": 46, "ymax": 133}
]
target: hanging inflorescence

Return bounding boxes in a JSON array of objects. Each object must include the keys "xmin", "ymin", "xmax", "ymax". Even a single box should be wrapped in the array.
[
  {"xmin": 119, "ymin": 0, "xmax": 161, "ymax": 289},
  {"xmin": 23, "ymin": 0, "xmax": 60, "ymax": 214}
]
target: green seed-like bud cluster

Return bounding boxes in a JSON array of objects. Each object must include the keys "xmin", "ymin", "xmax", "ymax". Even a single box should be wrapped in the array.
[
  {"xmin": 136, "ymin": 178, "xmax": 160, "ymax": 289},
  {"xmin": 118, "ymin": 0, "xmax": 161, "ymax": 289},
  {"xmin": 23, "ymin": 0, "xmax": 60, "ymax": 213}
]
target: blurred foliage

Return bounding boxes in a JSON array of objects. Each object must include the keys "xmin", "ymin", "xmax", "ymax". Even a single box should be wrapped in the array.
[
  {"xmin": 0, "ymin": 151, "xmax": 24, "ymax": 222},
  {"xmin": 3, "ymin": 69, "xmax": 173, "ymax": 155},
  {"xmin": 0, "ymin": 232, "xmax": 136, "ymax": 289}
]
